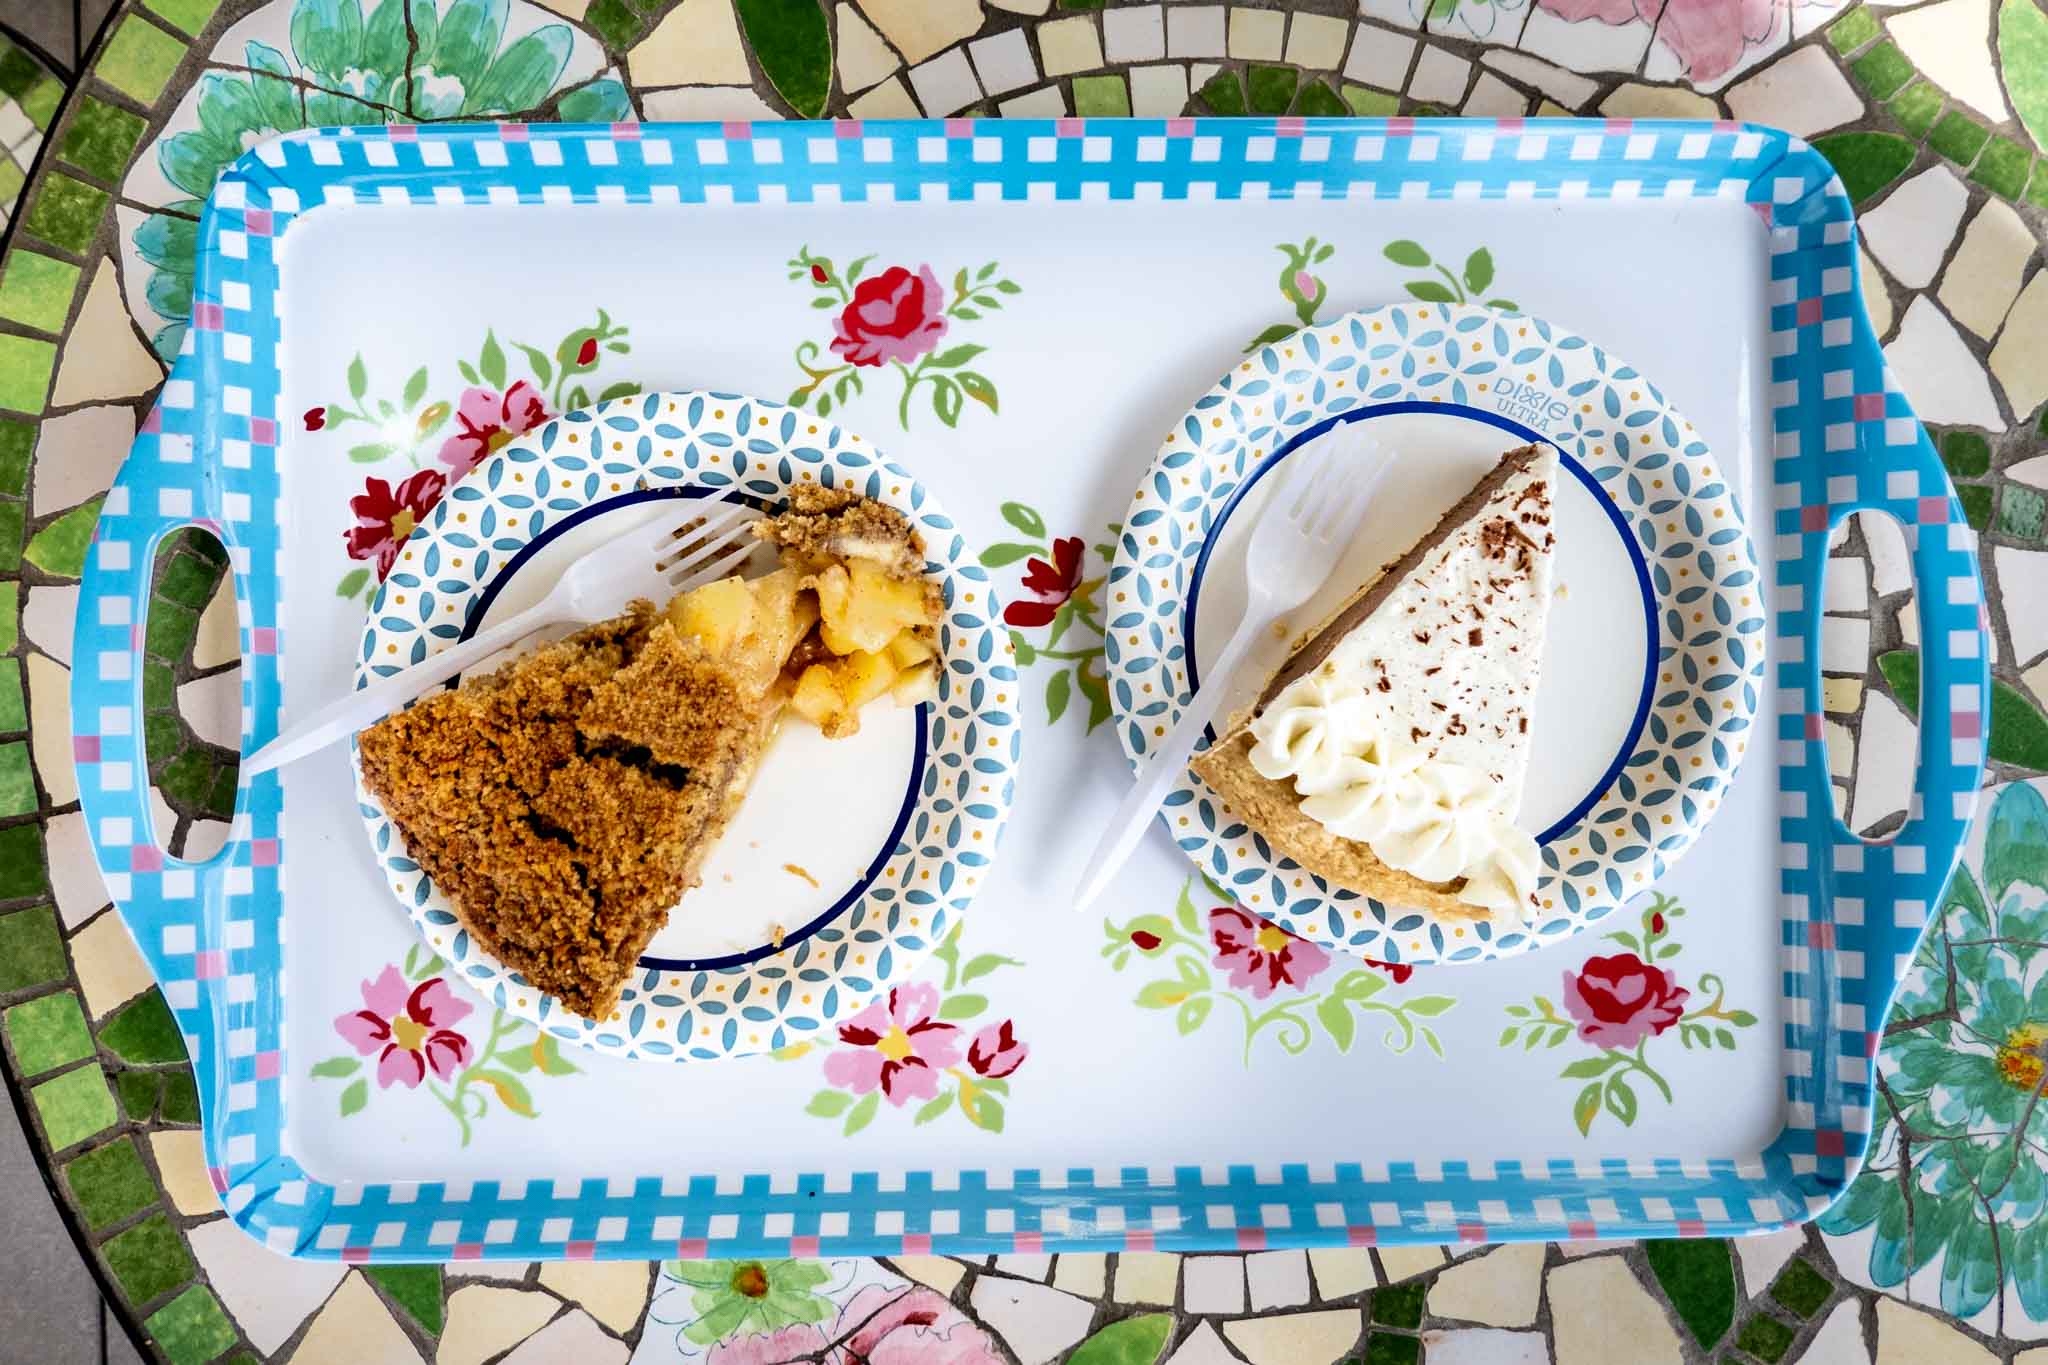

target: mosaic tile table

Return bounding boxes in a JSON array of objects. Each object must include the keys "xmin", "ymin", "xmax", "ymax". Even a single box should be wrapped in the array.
[{"xmin": 2, "ymin": 0, "xmax": 2048, "ymax": 1361}]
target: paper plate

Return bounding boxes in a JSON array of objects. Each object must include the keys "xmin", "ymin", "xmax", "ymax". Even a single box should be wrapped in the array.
[{"xmin": 1104, "ymin": 303, "xmax": 1765, "ymax": 965}]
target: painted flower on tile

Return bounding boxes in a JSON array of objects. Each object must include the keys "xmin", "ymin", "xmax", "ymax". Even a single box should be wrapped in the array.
[
  {"xmin": 830, "ymin": 1284, "xmax": 1005, "ymax": 1365},
  {"xmin": 1501, "ymin": 894, "xmax": 1756, "ymax": 1136},
  {"xmin": 344, "ymin": 469, "xmax": 447, "ymax": 581},
  {"xmin": 663, "ymin": 1266, "xmax": 1003, "ymax": 1365},
  {"xmin": 1535, "ymin": 0, "xmax": 1781, "ymax": 82},
  {"xmin": 668, "ymin": 1259, "xmax": 835, "ymax": 1347},
  {"xmin": 824, "ymin": 982, "xmax": 962, "ymax": 1106},
  {"xmin": 1821, "ymin": 781, "xmax": 2048, "ymax": 1326},
  {"xmin": 1107, "ymin": 877, "xmax": 1456, "ymax": 1063},
  {"xmin": 308, "ymin": 945, "xmax": 578, "ymax": 1144},
  {"xmin": 437, "ymin": 380, "xmax": 553, "ymax": 476},
  {"xmin": 780, "ymin": 924, "xmax": 1025, "ymax": 1135},
  {"xmin": 786, "ymin": 246, "xmax": 1019, "ymax": 430},
  {"xmin": 128, "ymin": 0, "xmax": 629, "ymax": 358},
  {"xmin": 1209, "ymin": 904, "xmax": 1332, "ymax": 998},
  {"xmin": 334, "ymin": 964, "xmax": 472, "ymax": 1088},
  {"xmin": 1561, "ymin": 951, "xmax": 1690, "ymax": 1048},
  {"xmin": 982, "ymin": 503, "xmax": 1115, "ymax": 731}
]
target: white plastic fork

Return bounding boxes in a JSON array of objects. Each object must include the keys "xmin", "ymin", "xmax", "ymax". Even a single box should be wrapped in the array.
[
  {"xmin": 241, "ymin": 491, "xmax": 763, "ymax": 776},
  {"xmin": 1072, "ymin": 426, "xmax": 1395, "ymax": 912}
]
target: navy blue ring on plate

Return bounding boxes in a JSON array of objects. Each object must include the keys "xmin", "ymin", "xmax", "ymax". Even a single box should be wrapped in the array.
[
  {"xmin": 459, "ymin": 485, "xmax": 929, "ymax": 972},
  {"xmin": 1181, "ymin": 400, "xmax": 1659, "ymax": 847}
]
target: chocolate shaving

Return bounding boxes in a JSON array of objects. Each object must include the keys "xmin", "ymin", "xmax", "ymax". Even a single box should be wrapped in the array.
[{"xmin": 1468, "ymin": 626, "xmax": 1483, "ymax": 646}]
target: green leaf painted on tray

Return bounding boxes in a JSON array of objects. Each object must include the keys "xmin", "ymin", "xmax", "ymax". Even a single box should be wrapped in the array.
[
  {"xmin": 1176, "ymin": 996, "xmax": 1210, "ymax": 1035},
  {"xmin": 735, "ymin": 0, "xmax": 832, "ymax": 117},
  {"xmin": 843, "ymin": 1089, "xmax": 880, "ymax": 1135},
  {"xmin": 474, "ymin": 1069, "xmax": 534, "ymax": 1117},
  {"xmin": 1811, "ymin": 132, "xmax": 1916, "ymax": 205},
  {"xmin": 1245, "ymin": 322, "xmax": 1300, "ymax": 353},
  {"xmin": 961, "ymin": 952, "xmax": 1020, "ymax": 984},
  {"xmin": 1572, "ymin": 1081, "xmax": 1601, "ymax": 1135},
  {"xmin": 1135, "ymin": 979, "xmax": 1189, "ymax": 1009},
  {"xmin": 979, "ymin": 541, "xmax": 1041, "ymax": 568},
  {"xmin": 806, "ymin": 1089, "xmax": 852, "ymax": 1118},
  {"xmin": 1463, "ymin": 247, "xmax": 1495, "ymax": 295},
  {"xmin": 1332, "ymin": 970, "xmax": 1386, "ymax": 1001},
  {"xmin": 957, "ymin": 371, "xmax": 999, "ymax": 414},
  {"xmin": 309, "ymin": 1056, "xmax": 360, "ymax": 1079},
  {"xmin": 929, "ymin": 344, "xmax": 986, "ymax": 369},
  {"xmin": 960, "ymin": 1086, "xmax": 1005, "ymax": 1132},
  {"xmin": 401, "ymin": 365, "xmax": 428, "ymax": 409},
  {"xmin": 2000, "ymin": 0, "xmax": 2048, "ymax": 153},
  {"xmin": 1604, "ymin": 1074, "xmax": 1638, "ymax": 1125},
  {"xmin": 1879, "ymin": 648, "xmax": 2048, "ymax": 771},
  {"xmin": 480, "ymin": 329, "xmax": 507, "ymax": 390},
  {"xmin": 1069, "ymin": 1313, "xmax": 1173, "ymax": 1365},
  {"xmin": 1403, "ymin": 280, "xmax": 1459, "ymax": 304},
  {"xmin": 515, "ymin": 342, "xmax": 553, "ymax": 387},
  {"xmin": 1001, "ymin": 502, "xmax": 1045, "ymax": 538},
  {"xmin": 1317, "ymin": 995, "xmax": 1357, "ymax": 1052},
  {"xmin": 340, "ymin": 1078, "xmax": 368, "ymax": 1116},
  {"xmin": 1405, "ymin": 995, "xmax": 1456, "ymax": 1017},
  {"xmin": 939, "ymin": 993, "xmax": 987, "ymax": 1020},
  {"xmin": 931, "ymin": 375, "xmax": 963, "ymax": 427},
  {"xmin": 1383, "ymin": 239, "xmax": 1432, "ymax": 268},
  {"xmin": 1560, "ymin": 1053, "xmax": 1623, "ymax": 1079},
  {"xmin": 349, "ymin": 441, "xmax": 397, "ymax": 463},
  {"xmin": 335, "ymin": 568, "xmax": 370, "ymax": 600},
  {"xmin": 347, "ymin": 354, "xmax": 367, "ymax": 401},
  {"xmin": 914, "ymin": 1090, "xmax": 953, "ymax": 1125},
  {"xmin": 1645, "ymin": 1239, "xmax": 1736, "ymax": 1348},
  {"xmin": 1045, "ymin": 668, "xmax": 1071, "ymax": 724}
]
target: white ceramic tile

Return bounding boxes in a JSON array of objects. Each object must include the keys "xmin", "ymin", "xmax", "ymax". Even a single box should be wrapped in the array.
[
  {"xmin": 836, "ymin": 2, "xmax": 901, "ymax": 93},
  {"xmin": 439, "ymin": 1286, "xmax": 561, "ymax": 1365},
  {"xmin": 639, "ymin": 86, "xmax": 783, "ymax": 120},
  {"xmin": 1129, "ymin": 63, "xmax": 1190, "ymax": 116},
  {"xmin": 1223, "ymin": 1310, "xmax": 1365, "ymax": 1365},
  {"xmin": 968, "ymin": 1277, "xmax": 1094, "ymax": 1364},
  {"xmin": 1861, "ymin": 166, "xmax": 1969, "ymax": 290},
  {"xmin": 1427, "ymin": 1242, "xmax": 1544, "ymax": 1327},
  {"xmin": 1183, "ymin": 1255, "xmax": 1247, "ymax": 1314},
  {"xmin": 1166, "ymin": 1322, "xmax": 1242, "ymax": 1365},
  {"xmin": 999, "ymin": 84, "xmax": 1067, "ymax": 117},
  {"xmin": 189, "ymin": 1218, "xmax": 349, "ymax": 1355},
  {"xmin": 1824, "ymin": 556, "xmax": 1869, "ymax": 613},
  {"xmin": 1480, "ymin": 48, "xmax": 1595, "ymax": 107},
  {"xmin": 1991, "ymin": 271, "xmax": 2048, "ymax": 420},
  {"xmin": 177, "ymin": 670, "xmax": 240, "ymax": 750},
  {"xmin": 1463, "ymin": 71, "xmax": 1529, "ymax": 116},
  {"xmin": 1822, "ymin": 611, "xmax": 1871, "ymax": 674},
  {"xmin": 969, "ymin": 27, "xmax": 1038, "ymax": 95},
  {"xmin": 1885, "ymin": 297, "xmax": 2003, "ymax": 430},
  {"xmin": 1850, "ymin": 690, "xmax": 1916, "ymax": 834},
  {"xmin": 1547, "ymin": 1257, "xmax": 1685, "ymax": 1365},
  {"xmin": 1518, "ymin": 4, "xmax": 1654, "ymax": 73},
  {"xmin": 1167, "ymin": 6, "xmax": 1227, "ymax": 58},
  {"xmin": 858, "ymin": 0, "xmax": 985, "ymax": 66},
  {"xmin": 1246, "ymin": 1249, "xmax": 1312, "ymax": 1310},
  {"xmin": 995, "ymin": 1252, "xmax": 1053, "ymax": 1280},
  {"xmin": 1999, "ymin": 546, "xmax": 2048, "ymax": 664},
  {"xmin": 2011, "ymin": 454, "xmax": 2048, "ymax": 490},
  {"xmin": 1726, "ymin": 44, "xmax": 1863, "ymax": 136},
  {"xmin": 1421, "ymin": 1328, "xmax": 1550, "ymax": 1365},
  {"xmin": 848, "ymin": 74, "xmax": 921, "ymax": 118},
  {"xmin": 908, "ymin": 46, "xmax": 982, "ymax": 115},
  {"xmin": 1309, "ymin": 1246, "xmax": 1376, "ymax": 1299},
  {"xmin": 29, "ymin": 405, "xmax": 132, "ymax": 519},
  {"xmin": 502, "ymin": 1309, "xmax": 625, "ymax": 1365},
  {"xmin": 45, "ymin": 812, "xmax": 107, "ymax": 931},
  {"xmin": 1734, "ymin": 1227, "xmax": 1807, "ymax": 1297},
  {"xmin": 1040, "ymin": 14, "xmax": 1105, "ymax": 74},
  {"xmin": 1941, "ymin": 199, "xmax": 2036, "ymax": 341},
  {"xmin": 1104, "ymin": 5, "xmax": 1167, "ymax": 63},
  {"xmin": 1803, "ymin": 1299, "xmax": 1873, "ymax": 1365},
  {"xmin": 22, "ymin": 585, "xmax": 75, "ymax": 667},
  {"xmin": 1407, "ymin": 43, "xmax": 1472, "ymax": 103},
  {"xmin": 1889, "ymin": 0, "xmax": 2008, "ymax": 120},
  {"xmin": 1345, "ymin": 25, "xmax": 1417, "ymax": 89}
]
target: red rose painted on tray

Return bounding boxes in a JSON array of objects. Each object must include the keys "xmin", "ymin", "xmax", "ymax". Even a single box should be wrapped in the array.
[
  {"xmin": 1500, "ymin": 893, "xmax": 1757, "ymax": 1136},
  {"xmin": 304, "ymin": 310, "xmax": 638, "ymax": 601},
  {"xmin": 1004, "ymin": 535, "xmax": 1084, "ymax": 630},
  {"xmin": 778, "ymin": 924, "xmax": 1026, "ymax": 1135},
  {"xmin": 981, "ymin": 503, "xmax": 1115, "ymax": 731},
  {"xmin": 1105, "ymin": 877, "xmax": 1456, "ymax": 1063},
  {"xmin": 786, "ymin": 246, "xmax": 1019, "ymax": 430},
  {"xmin": 307, "ymin": 945, "xmax": 579, "ymax": 1146}
]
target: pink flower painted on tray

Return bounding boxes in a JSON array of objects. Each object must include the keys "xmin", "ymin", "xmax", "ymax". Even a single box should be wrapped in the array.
[
  {"xmin": 1209, "ymin": 905, "xmax": 1331, "ymax": 999},
  {"xmin": 437, "ymin": 379, "xmax": 552, "ymax": 475},
  {"xmin": 967, "ymin": 1019, "xmax": 1027, "ymax": 1078},
  {"xmin": 825, "ymin": 983, "xmax": 962, "ymax": 1106},
  {"xmin": 830, "ymin": 265, "xmax": 950, "ymax": 368},
  {"xmin": 1561, "ymin": 952, "xmax": 1690, "ymax": 1049},
  {"xmin": 344, "ymin": 469, "xmax": 447, "ymax": 581},
  {"xmin": 838, "ymin": 1285, "xmax": 1006, "ymax": 1365},
  {"xmin": 334, "ymin": 966, "xmax": 474, "ymax": 1089},
  {"xmin": 1536, "ymin": 0, "xmax": 1779, "ymax": 82}
]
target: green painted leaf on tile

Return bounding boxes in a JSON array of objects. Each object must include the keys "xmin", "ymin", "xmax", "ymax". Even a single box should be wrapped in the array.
[
  {"xmin": 101, "ymin": 990, "xmax": 188, "ymax": 1064},
  {"xmin": 1644, "ymin": 1238, "xmax": 1735, "ymax": 1348},
  {"xmin": 1880, "ymin": 648, "xmax": 2048, "ymax": 770},
  {"xmin": 1811, "ymin": 132, "xmax": 1915, "ymax": 205},
  {"xmin": 583, "ymin": 0, "xmax": 641, "ymax": 50},
  {"xmin": 32, "ymin": 1064, "xmax": 116, "ymax": 1150},
  {"xmin": 1248, "ymin": 65, "xmax": 1298, "ymax": 115},
  {"xmin": 366, "ymin": 1264, "xmax": 444, "ymax": 1335},
  {"xmin": 1070, "ymin": 1313, "xmax": 1172, "ymax": 1365},
  {"xmin": 147, "ymin": 1286, "xmax": 239, "ymax": 1365},
  {"xmin": 1198, "ymin": 71, "xmax": 1245, "ymax": 116},
  {"xmin": 64, "ymin": 1136, "xmax": 158, "ymax": 1230},
  {"xmin": 0, "ymin": 907, "xmax": 64, "ymax": 990},
  {"xmin": 5, "ymin": 990, "xmax": 93, "ymax": 1073},
  {"xmin": 25, "ymin": 496, "xmax": 103, "ymax": 577},
  {"xmin": 736, "ymin": 0, "xmax": 832, "ymax": 119},
  {"xmin": 2001, "ymin": 0, "xmax": 2048, "ymax": 153}
]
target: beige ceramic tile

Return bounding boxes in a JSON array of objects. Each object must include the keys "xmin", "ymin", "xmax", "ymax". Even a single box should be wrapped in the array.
[
  {"xmin": 1888, "ymin": 0, "xmax": 2008, "ymax": 120},
  {"xmin": 1423, "ymin": 1328, "xmax": 1550, "ymax": 1364},
  {"xmin": 1886, "ymin": 297, "xmax": 2001, "ymax": 429},
  {"xmin": 990, "ymin": 0, "xmax": 1049, "ymax": 13},
  {"xmin": 639, "ymin": 85, "xmax": 786, "ymax": 119},
  {"xmin": 1732, "ymin": 1228, "xmax": 1806, "ymax": 1297},
  {"xmin": 848, "ymin": 75, "xmax": 921, "ymax": 118},
  {"xmin": 1166, "ymin": 1321, "xmax": 1241, "ymax": 1365},
  {"xmin": 1826, "ymin": 718, "xmax": 1855, "ymax": 781},
  {"xmin": 27, "ymin": 651, "xmax": 74, "ymax": 805},
  {"xmin": 1803, "ymin": 1299, "xmax": 1871, "ymax": 1365},
  {"xmin": 1039, "ymin": 16, "xmax": 1104, "ymax": 76},
  {"xmin": 999, "ymin": 84, "xmax": 1066, "ymax": 116},
  {"xmin": 194, "ymin": 577, "xmax": 238, "ymax": 669},
  {"xmin": 1052, "ymin": 1252, "xmax": 1106, "ymax": 1296},
  {"xmin": 439, "ymin": 1286, "xmax": 562, "ymax": 1365},
  {"xmin": 1941, "ymin": 199, "xmax": 2035, "ymax": 340},
  {"xmin": 1227, "ymin": 7, "xmax": 1285, "ymax": 60},
  {"xmin": 1547, "ymin": 1257, "xmax": 1682, "ymax": 1365},
  {"xmin": 532, "ymin": 0, "xmax": 589, "ymax": 16},
  {"xmin": 1875, "ymin": 1297, "xmax": 1995, "ymax": 1365},
  {"xmin": 501, "ymin": 1309, "xmax": 626, "ymax": 1365},
  {"xmin": 908, "ymin": 47, "xmax": 981, "ymax": 115},
  {"xmin": 2026, "ymin": 657, "xmax": 2048, "ymax": 707},
  {"xmin": 1104, "ymin": 5, "xmax": 1167, "ymax": 64},
  {"xmin": 189, "ymin": 1217, "xmax": 347, "ymax": 1354},
  {"xmin": 1862, "ymin": 166, "xmax": 1968, "ymax": 290},
  {"xmin": 1991, "ymin": 270, "xmax": 2048, "ymax": 420},
  {"xmin": 1285, "ymin": 12, "xmax": 1348, "ymax": 69},
  {"xmin": 1167, "ymin": 6, "xmax": 1227, "ymax": 60},
  {"xmin": 1464, "ymin": 72, "xmax": 1529, "ymax": 117},
  {"xmin": 1598, "ymin": 82, "xmax": 1717, "ymax": 118},
  {"xmin": 1129, "ymin": 63, "xmax": 1189, "ymax": 116},
  {"xmin": 23, "ymin": 584, "xmax": 76, "ymax": 666},
  {"xmin": 837, "ymin": 2, "xmax": 901, "ymax": 93},
  {"xmin": 31, "ymin": 405, "xmax": 133, "ymax": 517},
  {"xmin": 149, "ymin": 1130, "xmax": 217, "ymax": 1217},
  {"xmin": 1407, "ymin": 44, "xmax": 1471, "ymax": 103},
  {"xmin": 1726, "ymin": 44, "xmax": 1862, "ymax": 136},
  {"xmin": 1427, "ymin": 1242, "xmax": 1544, "ymax": 1327},
  {"xmin": 536, "ymin": 1261, "xmax": 653, "ymax": 1335},
  {"xmin": 1377, "ymin": 1244, "xmax": 1448, "ymax": 1281},
  {"xmin": 1308, "ymin": 1246, "xmax": 1375, "ymax": 1299},
  {"xmin": 73, "ymin": 908, "xmax": 154, "ymax": 1019},
  {"xmin": 1824, "ymin": 675, "xmax": 1864, "ymax": 714},
  {"xmin": 45, "ymin": 812, "xmax": 106, "ymax": 930},
  {"xmin": 176, "ymin": 671, "xmax": 239, "ymax": 751},
  {"xmin": 289, "ymin": 1271, "xmax": 421, "ymax": 1365},
  {"xmin": 1222, "ymin": 1309, "xmax": 1363, "ymax": 1365},
  {"xmin": 628, "ymin": 0, "xmax": 751, "ymax": 86},
  {"xmin": 1480, "ymin": 49, "xmax": 1595, "ymax": 107},
  {"xmin": 857, "ymin": 0, "xmax": 984, "ymax": 65},
  {"xmin": 50, "ymin": 262, "xmax": 163, "ymax": 408},
  {"xmin": 893, "ymin": 1255, "xmax": 967, "ymax": 1295},
  {"xmin": 969, "ymin": 1276, "xmax": 1095, "ymax": 1362},
  {"xmin": 1112, "ymin": 1250, "xmax": 1179, "ymax": 1304},
  {"xmin": 1860, "ymin": 250, "xmax": 1895, "ymax": 341},
  {"xmin": 182, "ymin": 819, "xmax": 229, "ymax": 862},
  {"xmin": 1344, "ymin": 26, "xmax": 1415, "ymax": 90}
]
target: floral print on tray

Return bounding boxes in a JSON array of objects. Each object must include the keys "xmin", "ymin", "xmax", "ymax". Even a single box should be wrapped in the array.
[
  {"xmin": 784, "ymin": 247, "xmax": 1019, "ymax": 430},
  {"xmin": 308, "ymin": 945, "xmax": 579, "ymax": 1146},
  {"xmin": 980, "ymin": 502, "xmax": 1116, "ymax": 732},
  {"xmin": 308, "ymin": 310, "xmax": 637, "ymax": 599},
  {"xmin": 1500, "ymin": 893, "xmax": 1758, "ymax": 1135},
  {"xmin": 775, "ymin": 924, "xmax": 1027, "ymax": 1136},
  {"xmin": 1105, "ymin": 876, "xmax": 1458, "ymax": 1062},
  {"xmin": 645, "ymin": 1258, "xmax": 1005, "ymax": 1364}
]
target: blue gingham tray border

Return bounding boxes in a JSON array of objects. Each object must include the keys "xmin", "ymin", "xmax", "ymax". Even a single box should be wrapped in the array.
[{"xmin": 69, "ymin": 116, "xmax": 1987, "ymax": 1261}]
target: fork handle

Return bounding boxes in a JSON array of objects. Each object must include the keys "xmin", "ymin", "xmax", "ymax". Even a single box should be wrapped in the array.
[
  {"xmin": 1073, "ymin": 609, "xmax": 1267, "ymax": 912},
  {"xmin": 240, "ymin": 596, "xmax": 554, "ymax": 777}
]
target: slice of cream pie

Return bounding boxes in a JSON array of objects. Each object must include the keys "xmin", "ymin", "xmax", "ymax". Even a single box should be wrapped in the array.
[{"xmin": 1191, "ymin": 442, "xmax": 1559, "ymax": 922}]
